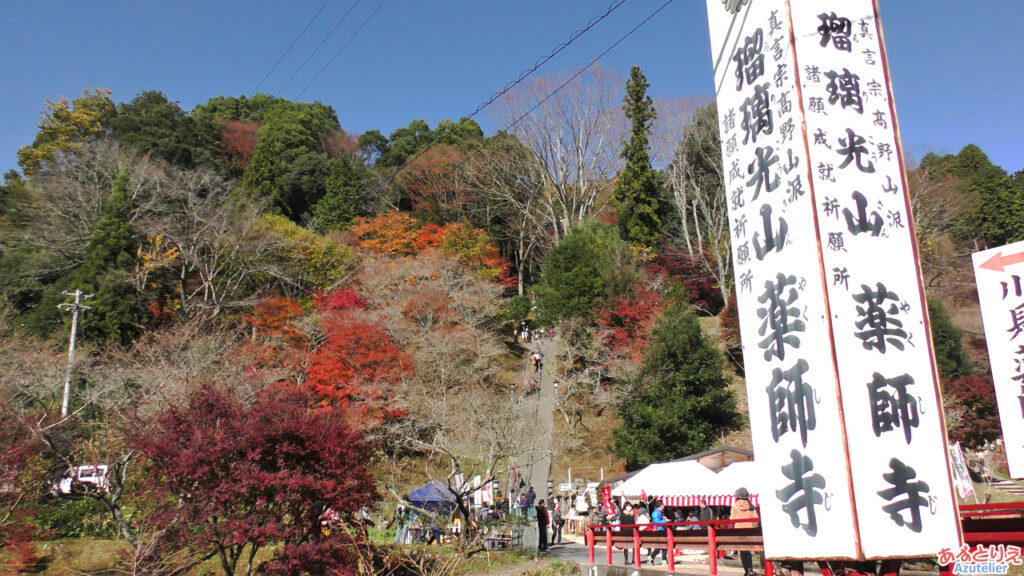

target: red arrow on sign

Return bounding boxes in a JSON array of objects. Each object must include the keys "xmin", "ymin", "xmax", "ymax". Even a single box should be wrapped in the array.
[{"xmin": 980, "ymin": 251, "xmax": 1024, "ymax": 272}]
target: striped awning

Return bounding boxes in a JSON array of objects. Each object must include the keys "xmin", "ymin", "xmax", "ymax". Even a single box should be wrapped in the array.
[
  {"xmin": 609, "ymin": 460, "xmax": 764, "ymax": 509},
  {"xmin": 655, "ymin": 493, "xmax": 759, "ymax": 508}
]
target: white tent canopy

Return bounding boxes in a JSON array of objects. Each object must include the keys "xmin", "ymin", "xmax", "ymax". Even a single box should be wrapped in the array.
[
  {"xmin": 709, "ymin": 460, "xmax": 764, "ymax": 506},
  {"xmin": 609, "ymin": 460, "xmax": 763, "ymax": 508},
  {"xmin": 610, "ymin": 461, "xmax": 716, "ymax": 505}
]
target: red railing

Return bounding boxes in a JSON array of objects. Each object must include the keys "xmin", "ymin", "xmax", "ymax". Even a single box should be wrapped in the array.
[
  {"xmin": 586, "ymin": 518, "xmax": 770, "ymax": 575},
  {"xmin": 585, "ymin": 502, "xmax": 1024, "ymax": 575}
]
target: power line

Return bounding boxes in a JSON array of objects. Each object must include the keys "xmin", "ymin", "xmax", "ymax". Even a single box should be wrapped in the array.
[
  {"xmin": 505, "ymin": 0, "xmax": 675, "ymax": 135},
  {"xmin": 253, "ymin": 0, "xmax": 333, "ymax": 95},
  {"xmin": 297, "ymin": 0, "xmax": 388, "ymax": 99},
  {"xmin": 392, "ymin": 0, "xmax": 630, "ymax": 176},
  {"xmin": 459, "ymin": 0, "xmax": 630, "ymax": 126},
  {"xmin": 277, "ymin": 0, "xmax": 364, "ymax": 97},
  {"xmin": 443, "ymin": 0, "xmax": 676, "ymax": 178}
]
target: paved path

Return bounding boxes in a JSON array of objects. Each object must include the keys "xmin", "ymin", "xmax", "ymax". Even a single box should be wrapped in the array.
[
  {"xmin": 989, "ymin": 476, "xmax": 1024, "ymax": 496},
  {"xmin": 516, "ymin": 337, "xmax": 557, "ymax": 502}
]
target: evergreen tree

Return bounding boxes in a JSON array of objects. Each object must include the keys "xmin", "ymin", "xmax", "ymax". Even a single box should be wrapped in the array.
[
  {"xmin": 238, "ymin": 100, "xmax": 340, "ymax": 220},
  {"xmin": 920, "ymin": 145, "xmax": 1024, "ymax": 247},
  {"xmin": 535, "ymin": 221, "xmax": 635, "ymax": 325},
  {"xmin": 927, "ymin": 297, "xmax": 971, "ymax": 382},
  {"xmin": 614, "ymin": 66, "xmax": 662, "ymax": 248},
  {"xmin": 612, "ymin": 301, "xmax": 739, "ymax": 470},
  {"xmin": 109, "ymin": 91, "xmax": 221, "ymax": 169},
  {"xmin": 312, "ymin": 155, "xmax": 369, "ymax": 231},
  {"xmin": 69, "ymin": 172, "xmax": 146, "ymax": 344}
]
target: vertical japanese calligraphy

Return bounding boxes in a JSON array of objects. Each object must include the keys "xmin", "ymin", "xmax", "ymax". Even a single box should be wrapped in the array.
[
  {"xmin": 972, "ymin": 241, "xmax": 1024, "ymax": 479},
  {"xmin": 708, "ymin": 0, "xmax": 962, "ymax": 560},
  {"xmin": 707, "ymin": 0, "xmax": 860, "ymax": 560},
  {"xmin": 790, "ymin": 0, "xmax": 961, "ymax": 557}
]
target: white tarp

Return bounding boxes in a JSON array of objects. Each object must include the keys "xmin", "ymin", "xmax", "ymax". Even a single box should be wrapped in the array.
[
  {"xmin": 611, "ymin": 461, "xmax": 717, "ymax": 502},
  {"xmin": 611, "ymin": 460, "xmax": 763, "ymax": 507}
]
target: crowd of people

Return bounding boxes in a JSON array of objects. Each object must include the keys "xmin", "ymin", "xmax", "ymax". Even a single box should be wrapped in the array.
[
  {"xmin": 384, "ymin": 484, "xmax": 760, "ymax": 573},
  {"xmin": 598, "ymin": 488, "xmax": 759, "ymax": 571}
]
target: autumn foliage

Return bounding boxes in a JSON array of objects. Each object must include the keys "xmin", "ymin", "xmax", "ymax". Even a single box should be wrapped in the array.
[
  {"xmin": 314, "ymin": 286, "xmax": 368, "ymax": 312},
  {"xmin": 0, "ymin": 402, "xmax": 42, "ymax": 567},
  {"xmin": 220, "ymin": 119, "xmax": 260, "ymax": 169},
  {"xmin": 307, "ymin": 288, "xmax": 412, "ymax": 422},
  {"xmin": 945, "ymin": 375, "xmax": 1001, "ymax": 448},
  {"xmin": 349, "ymin": 212, "xmax": 514, "ymax": 285},
  {"xmin": 396, "ymin": 144, "xmax": 472, "ymax": 222},
  {"xmin": 239, "ymin": 296, "xmax": 308, "ymax": 378},
  {"xmin": 133, "ymin": 385, "xmax": 375, "ymax": 576},
  {"xmin": 307, "ymin": 311, "xmax": 411, "ymax": 421},
  {"xmin": 646, "ymin": 244, "xmax": 725, "ymax": 314},
  {"xmin": 598, "ymin": 289, "xmax": 661, "ymax": 361},
  {"xmin": 349, "ymin": 212, "xmax": 421, "ymax": 255}
]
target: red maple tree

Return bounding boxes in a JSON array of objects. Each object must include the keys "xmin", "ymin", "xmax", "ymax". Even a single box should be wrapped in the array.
[
  {"xmin": 314, "ymin": 286, "xmax": 368, "ymax": 313},
  {"xmin": 132, "ymin": 385, "xmax": 375, "ymax": 576},
  {"xmin": 220, "ymin": 120, "xmax": 260, "ymax": 169},
  {"xmin": 0, "ymin": 401, "xmax": 43, "ymax": 570},
  {"xmin": 945, "ymin": 375, "xmax": 1001, "ymax": 448},
  {"xmin": 306, "ymin": 309, "xmax": 412, "ymax": 423},
  {"xmin": 598, "ymin": 289, "xmax": 662, "ymax": 361}
]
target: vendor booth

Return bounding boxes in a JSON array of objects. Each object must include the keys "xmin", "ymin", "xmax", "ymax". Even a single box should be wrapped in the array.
[
  {"xmin": 609, "ymin": 460, "xmax": 763, "ymax": 507},
  {"xmin": 405, "ymin": 481, "xmax": 459, "ymax": 514}
]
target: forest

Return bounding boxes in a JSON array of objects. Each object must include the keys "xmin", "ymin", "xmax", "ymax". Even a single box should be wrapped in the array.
[{"xmin": 1, "ymin": 63, "xmax": 1021, "ymax": 574}]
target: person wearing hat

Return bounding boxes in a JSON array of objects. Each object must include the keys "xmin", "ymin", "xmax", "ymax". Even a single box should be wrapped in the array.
[{"xmin": 730, "ymin": 487, "xmax": 759, "ymax": 576}]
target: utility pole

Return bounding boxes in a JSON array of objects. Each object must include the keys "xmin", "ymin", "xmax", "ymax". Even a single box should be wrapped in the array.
[{"xmin": 58, "ymin": 289, "xmax": 92, "ymax": 418}]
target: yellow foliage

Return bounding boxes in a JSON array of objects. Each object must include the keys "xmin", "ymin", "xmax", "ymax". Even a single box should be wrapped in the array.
[
  {"xmin": 259, "ymin": 214, "xmax": 358, "ymax": 291},
  {"xmin": 17, "ymin": 89, "xmax": 115, "ymax": 175},
  {"xmin": 137, "ymin": 234, "xmax": 181, "ymax": 272}
]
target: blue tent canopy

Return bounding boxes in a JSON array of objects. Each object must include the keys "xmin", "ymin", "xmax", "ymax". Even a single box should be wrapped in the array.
[{"xmin": 406, "ymin": 481, "xmax": 458, "ymax": 514}]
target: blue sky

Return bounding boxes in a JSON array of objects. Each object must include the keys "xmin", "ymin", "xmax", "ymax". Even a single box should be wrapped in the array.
[{"xmin": 2, "ymin": 1, "xmax": 1022, "ymax": 175}]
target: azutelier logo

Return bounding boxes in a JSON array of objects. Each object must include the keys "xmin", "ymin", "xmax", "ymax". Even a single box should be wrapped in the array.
[{"xmin": 938, "ymin": 545, "xmax": 1023, "ymax": 575}]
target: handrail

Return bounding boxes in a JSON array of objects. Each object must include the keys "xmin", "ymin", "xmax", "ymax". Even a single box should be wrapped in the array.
[
  {"xmin": 586, "ymin": 517, "xmax": 766, "ymax": 576},
  {"xmin": 584, "ymin": 503, "xmax": 1024, "ymax": 576},
  {"xmin": 588, "ymin": 517, "xmax": 758, "ymax": 530}
]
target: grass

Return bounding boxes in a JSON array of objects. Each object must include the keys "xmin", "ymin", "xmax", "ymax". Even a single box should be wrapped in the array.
[
  {"xmin": 0, "ymin": 538, "xmax": 129, "ymax": 575},
  {"xmin": 963, "ymin": 479, "xmax": 1024, "ymax": 504}
]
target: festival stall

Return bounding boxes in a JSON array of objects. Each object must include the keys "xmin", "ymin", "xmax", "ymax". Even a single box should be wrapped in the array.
[
  {"xmin": 609, "ymin": 460, "xmax": 762, "ymax": 507},
  {"xmin": 405, "ymin": 481, "xmax": 459, "ymax": 514}
]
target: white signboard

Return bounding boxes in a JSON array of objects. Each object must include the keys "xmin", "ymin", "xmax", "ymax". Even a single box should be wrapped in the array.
[
  {"xmin": 948, "ymin": 443, "xmax": 975, "ymax": 501},
  {"xmin": 707, "ymin": 0, "xmax": 859, "ymax": 560},
  {"xmin": 972, "ymin": 241, "xmax": 1024, "ymax": 478},
  {"xmin": 707, "ymin": 0, "xmax": 962, "ymax": 559},
  {"xmin": 790, "ymin": 0, "xmax": 961, "ymax": 558}
]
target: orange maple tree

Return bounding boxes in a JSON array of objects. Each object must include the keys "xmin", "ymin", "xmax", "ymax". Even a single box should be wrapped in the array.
[
  {"xmin": 238, "ymin": 296, "xmax": 309, "ymax": 380},
  {"xmin": 306, "ymin": 288, "xmax": 412, "ymax": 423},
  {"xmin": 350, "ymin": 213, "xmax": 515, "ymax": 286},
  {"xmin": 349, "ymin": 211, "xmax": 421, "ymax": 255},
  {"xmin": 396, "ymin": 144, "xmax": 473, "ymax": 223}
]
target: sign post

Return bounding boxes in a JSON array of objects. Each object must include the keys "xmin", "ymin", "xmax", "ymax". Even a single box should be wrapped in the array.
[
  {"xmin": 972, "ymin": 240, "xmax": 1024, "ymax": 479},
  {"xmin": 706, "ymin": 0, "xmax": 962, "ymax": 559}
]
